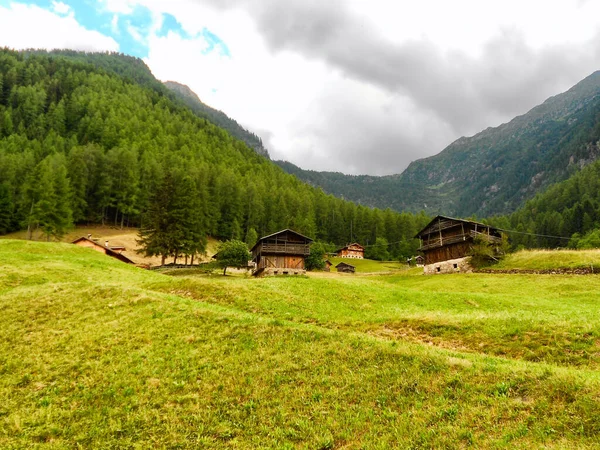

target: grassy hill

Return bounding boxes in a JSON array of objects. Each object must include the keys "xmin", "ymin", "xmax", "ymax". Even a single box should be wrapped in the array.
[
  {"xmin": 0, "ymin": 226, "xmax": 221, "ymax": 266},
  {"xmin": 3, "ymin": 240, "xmax": 600, "ymax": 448},
  {"xmin": 493, "ymin": 249, "xmax": 600, "ymax": 271}
]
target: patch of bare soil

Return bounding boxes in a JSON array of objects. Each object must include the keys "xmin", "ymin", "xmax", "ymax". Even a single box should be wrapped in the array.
[{"xmin": 367, "ymin": 325, "xmax": 472, "ymax": 353}]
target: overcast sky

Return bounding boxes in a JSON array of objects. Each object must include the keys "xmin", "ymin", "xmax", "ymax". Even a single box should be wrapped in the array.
[{"xmin": 2, "ymin": 0, "xmax": 600, "ymax": 175}]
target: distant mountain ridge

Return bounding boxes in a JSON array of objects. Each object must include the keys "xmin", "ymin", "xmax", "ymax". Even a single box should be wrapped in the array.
[
  {"xmin": 163, "ymin": 81, "xmax": 269, "ymax": 158},
  {"xmin": 277, "ymin": 71, "xmax": 600, "ymax": 217}
]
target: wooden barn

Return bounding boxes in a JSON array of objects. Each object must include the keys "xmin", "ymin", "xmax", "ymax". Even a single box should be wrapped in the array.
[
  {"xmin": 72, "ymin": 237, "xmax": 134, "ymax": 264},
  {"xmin": 335, "ymin": 262, "xmax": 356, "ymax": 273},
  {"xmin": 251, "ymin": 229, "xmax": 313, "ymax": 276},
  {"xmin": 336, "ymin": 243, "xmax": 365, "ymax": 259},
  {"xmin": 324, "ymin": 259, "xmax": 333, "ymax": 272},
  {"xmin": 415, "ymin": 216, "xmax": 502, "ymax": 274}
]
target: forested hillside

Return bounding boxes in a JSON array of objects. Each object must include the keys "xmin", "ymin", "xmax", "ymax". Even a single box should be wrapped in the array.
[
  {"xmin": 164, "ymin": 81, "xmax": 269, "ymax": 158},
  {"xmin": 0, "ymin": 49, "xmax": 428, "ymax": 261},
  {"xmin": 491, "ymin": 158, "xmax": 600, "ymax": 249},
  {"xmin": 278, "ymin": 71, "xmax": 600, "ymax": 217}
]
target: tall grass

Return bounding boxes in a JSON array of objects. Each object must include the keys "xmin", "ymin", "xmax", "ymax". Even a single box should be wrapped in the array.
[
  {"xmin": 2, "ymin": 240, "xmax": 600, "ymax": 448},
  {"xmin": 495, "ymin": 248, "xmax": 600, "ymax": 270}
]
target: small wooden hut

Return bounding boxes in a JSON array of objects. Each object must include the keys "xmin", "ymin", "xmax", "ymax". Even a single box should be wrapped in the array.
[
  {"xmin": 335, "ymin": 261, "xmax": 356, "ymax": 273},
  {"xmin": 324, "ymin": 259, "xmax": 333, "ymax": 272},
  {"xmin": 72, "ymin": 237, "xmax": 134, "ymax": 264},
  {"xmin": 251, "ymin": 229, "xmax": 313, "ymax": 276},
  {"xmin": 415, "ymin": 215, "xmax": 502, "ymax": 274},
  {"xmin": 336, "ymin": 243, "xmax": 365, "ymax": 259}
]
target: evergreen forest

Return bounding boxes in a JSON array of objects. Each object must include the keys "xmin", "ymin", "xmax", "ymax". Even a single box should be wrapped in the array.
[
  {"xmin": 492, "ymin": 157, "xmax": 600, "ymax": 249},
  {"xmin": 0, "ymin": 49, "xmax": 430, "ymax": 261}
]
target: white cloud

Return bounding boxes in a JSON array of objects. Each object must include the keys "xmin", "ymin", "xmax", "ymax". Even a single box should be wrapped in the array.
[
  {"xmin": 0, "ymin": 3, "xmax": 119, "ymax": 52},
  {"xmin": 99, "ymin": 0, "xmax": 136, "ymax": 15},
  {"xmin": 111, "ymin": 14, "xmax": 119, "ymax": 34},
  {"xmin": 135, "ymin": 0, "xmax": 600, "ymax": 174},
  {"xmin": 51, "ymin": 1, "xmax": 71, "ymax": 15},
  {"xmin": 5, "ymin": 0, "xmax": 600, "ymax": 175},
  {"xmin": 126, "ymin": 21, "xmax": 146, "ymax": 44}
]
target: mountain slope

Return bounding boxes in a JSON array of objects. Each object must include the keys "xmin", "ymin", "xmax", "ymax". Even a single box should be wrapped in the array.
[
  {"xmin": 164, "ymin": 81, "xmax": 269, "ymax": 158},
  {"xmin": 0, "ymin": 49, "xmax": 427, "ymax": 259},
  {"xmin": 278, "ymin": 71, "xmax": 600, "ymax": 217}
]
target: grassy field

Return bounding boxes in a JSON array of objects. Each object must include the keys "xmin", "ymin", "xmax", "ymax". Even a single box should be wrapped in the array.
[
  {"xmin": 3, "ymin": 240, "xmax": 600, "ymax": 448},
  {"xmin": 327, "ymin": 256, "xmax": 407, "ymax": 273},
  {"xmin": 494, "ymin": 248, "xmax": 600, "ymax": 270}
]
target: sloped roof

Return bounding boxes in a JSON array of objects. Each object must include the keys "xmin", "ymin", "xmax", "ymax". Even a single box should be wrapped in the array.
[
  {"xmin": 250, "ymin": 229, "xmax": 313, "ymax": 252},
  {"xmin": 336, "ymin": 242, "xmax": 365, "ymax": 253},
  {"xmin": 415, "ymin": 215, "xmax": 499, "ymax": 239},
  {"xmin": 335, "ymin": 262, "xmax": 356, "ymax": 269},
  {"xmin": 72, "ymin": 236, "xmax": 135, "ymax": 264}
]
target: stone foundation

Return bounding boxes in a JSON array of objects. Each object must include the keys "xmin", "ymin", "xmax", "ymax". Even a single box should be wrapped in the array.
[
  {"xmin": 255, "ymin": 268, "xmax": 306, "ymax": 277},
  {"xmin": 423, "ymin": 257, "xmax": 473, "ymax": 275}
]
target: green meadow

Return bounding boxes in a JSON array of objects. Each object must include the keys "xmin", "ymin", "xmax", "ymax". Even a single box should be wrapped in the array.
[
  {"xmin": 3, "ymin": 240, "xmax": 600, "ymax": 448},
  {"xmin": 494, "ymin": 248, "xmax": 600, "ymax": 271}
]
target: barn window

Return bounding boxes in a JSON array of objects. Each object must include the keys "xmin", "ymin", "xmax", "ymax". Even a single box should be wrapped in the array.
[
  {"xmin": 453, "ymin": 264, "xmax": 458, "ymax": 269},
  {"xmin": 436, "ymin": 267, "xmax": 441, "ymax": 272}
]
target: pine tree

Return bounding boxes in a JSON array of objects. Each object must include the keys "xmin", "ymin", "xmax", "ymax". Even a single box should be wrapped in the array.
[{"xmin": 0, "ymin": 182, "xmax": 13, "ymax": 234}]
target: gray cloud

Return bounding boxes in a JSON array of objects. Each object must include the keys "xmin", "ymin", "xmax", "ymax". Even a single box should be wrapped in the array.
[{"xmin": 197, "ymin": 0, "xmax": 600, "ymax": 174}]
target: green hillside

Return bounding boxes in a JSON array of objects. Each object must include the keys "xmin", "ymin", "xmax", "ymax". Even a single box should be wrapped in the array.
[
  {"xmin": 164, "ymin": 80, "xmax": 269, "ymax": 158},
  {"xmin": 3, "ymin": 240, "xmax": 600, "ymax": 447},
  {"xmin": 278, "ymin": 71, "xmax": 600, "ymax": 218},
  {"xmin": 485, "ymin": 157, "xmax": 600, "ymax": 249},
  {"xmin": 0, "ymin": 48, "xmax": 428, "ymax": 261}
]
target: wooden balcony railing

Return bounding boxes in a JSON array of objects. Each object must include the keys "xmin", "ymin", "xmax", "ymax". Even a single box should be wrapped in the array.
[
  {"xmin": 254, "ymin": 242, "xmax": 310, "ymax": 256},
  {"xmin": 418, "ymin": 230, "xmax": 502, "ymax": 251}
]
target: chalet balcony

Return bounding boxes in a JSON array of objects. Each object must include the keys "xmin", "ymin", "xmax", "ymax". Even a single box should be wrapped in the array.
[
  {"xmin": 418, "ymin": 230, "xmax": 502, "ymax": 251},
  {"xmin": 254, "ymin": 242, "xmax": 311, "ymax": 256}
]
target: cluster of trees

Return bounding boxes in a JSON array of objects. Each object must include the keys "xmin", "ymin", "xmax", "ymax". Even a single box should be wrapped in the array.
[
  {"xmin": 490, "ymin": 157, "xmax": 600, "ymax": 249},
  {"xmin": 0, "ymin": 49, "xmax": 430, "ymax": 262}
]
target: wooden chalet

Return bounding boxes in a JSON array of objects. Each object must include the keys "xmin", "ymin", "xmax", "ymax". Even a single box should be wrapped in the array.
[
  {"xmin": 251, "ymin": 229, "xmax": 313, "ymax": 276},
  {"xmin": 335, "ymin": 262, "xmax": 356, "ymax": 273},
  {"xmin": 72, "ymin": 237, "xmax": 135, "ymax": 264},
  {"xmin": 336, "ymin": 243, "xmax": 365, "ymax": 259},
  {"xmin": 415, "ymin": 216, "xmax": 502, "ymax": 274}
]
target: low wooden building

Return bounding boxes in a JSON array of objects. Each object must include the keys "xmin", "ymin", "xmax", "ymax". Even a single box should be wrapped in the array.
[
  {"xmin": 336, "ymin": 243, "xmax": 365, "ymax": 259},
  {"xmin": 324, "ymin": 259, "xmax": 333, "ymax": 272},
  {"xmin": 251, "ymin": 229, "xmax": 312, "ymax": 276},
  {"xmin": 335, "ymin": 262, "xmax": 356, "ymax": 273},
  {"xmin": 72, "ymin": 237, "xmax": 134, "ymax": 264},
  {"xmin": 415, "ymin": 216, "xmax": 502, "ymax": 274}
]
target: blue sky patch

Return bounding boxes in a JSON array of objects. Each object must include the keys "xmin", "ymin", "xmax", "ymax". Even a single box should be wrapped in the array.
[
  {"xmin": 1, "ymin": 0, "xmax": 231, "ymax": 59},
  {"xmin": 156, "ymin": 13, "xmax": 185, "ymax": 39}
]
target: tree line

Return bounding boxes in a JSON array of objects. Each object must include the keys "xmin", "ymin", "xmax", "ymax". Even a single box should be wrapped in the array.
[
  {"xmin": 488, "ymin": 153, "xmax": 600, "ymax": 250},
  {"xmin": 0, "ymin": 49, "xmax": 430, "ymax": 262}
]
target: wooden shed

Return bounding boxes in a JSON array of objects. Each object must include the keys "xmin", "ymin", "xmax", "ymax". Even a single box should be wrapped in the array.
[
  {"xmin": 336, "ymin": 243, "xmax": 365, "ymax": 259},
  {"xmin": 324, "ymin": 259, "xmax": 333, "ymax": 272},
  {"xmin": 72, "ymin": 237, "xmax": 134, "ymax": 264},
  {"xmin": 415, "ymin": 215, "xmax": 502, "ymax": 274},
  {"xmin": 251, "ymin": 229, "xmax": 313, "ymax": 276},
  {"xmin": 335, "ymin": 262, "xmax": 356, "ymax": 274}
]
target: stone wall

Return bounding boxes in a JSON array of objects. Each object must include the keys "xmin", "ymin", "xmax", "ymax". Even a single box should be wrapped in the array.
[{"xmin": 423, "ymin": 256, "xmax": 473, "ymax": 275}]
